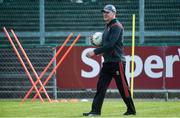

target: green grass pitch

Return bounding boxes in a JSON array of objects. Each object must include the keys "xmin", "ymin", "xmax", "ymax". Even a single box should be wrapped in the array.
[{"xmin": 0, "ymin": 99, "xmax": 180, "ymax": 118}]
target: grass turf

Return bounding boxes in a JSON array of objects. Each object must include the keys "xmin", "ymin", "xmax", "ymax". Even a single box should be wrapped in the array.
[{"xmin": 0, "ymin": 99, "xmax": 180, "ymax": 118}]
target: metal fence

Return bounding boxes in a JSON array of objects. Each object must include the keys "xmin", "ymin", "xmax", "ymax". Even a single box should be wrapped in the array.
[
  {"xmin": 0, "ymin": 47, "xmax": 56, "ymax": 99},
  {"xmin": 1, "ymin": 45, "xmax": 180, "ymax": 100}
]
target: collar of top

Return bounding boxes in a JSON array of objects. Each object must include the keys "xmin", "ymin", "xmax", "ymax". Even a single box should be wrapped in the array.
[{"xmin": 107, "ymin": 18, "xmax": 118, "ymax": 26}]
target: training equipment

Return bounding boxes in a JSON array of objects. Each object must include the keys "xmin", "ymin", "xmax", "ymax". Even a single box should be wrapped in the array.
[
  {"xmin": 3, "ymin": 27, "xmax": 44, "ymax": 103},
  {"xmin": 91, "ymin": 32, "xmax": 102, "ymax": 46},
  {"xmin": 3, "ymin": 27, "xmax": 80, "ymax": 103},
  {"xmin": 11, "ymin": 29, "xmax": 51, "ymax": 102},
  {"xmin": 130, "ymin": 14, "xmax": 136, "ymax": 98},
  {"xmin": 32, "ymin": 34, "xmax": 80, "ymax": 102},
  {"xmin": 22, "ymin": 32, "xmax": 74, "ymax": 103}
]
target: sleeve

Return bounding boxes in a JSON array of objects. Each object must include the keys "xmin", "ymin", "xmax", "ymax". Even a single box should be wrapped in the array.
[{"xmin": 94, "ymin": 26, "xmax": 122, "ymax": 55}]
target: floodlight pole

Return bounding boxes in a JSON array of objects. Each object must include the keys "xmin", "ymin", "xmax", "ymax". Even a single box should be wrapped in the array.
[
  {"xmin": 139, "ymin": 0, "xmax": 145, "ymax": 44},
  {"xmin": 40, "ymin": 0, "xmax": 45, "ymax": 45},
  {"xmin": 53, "ymin": 49, "xmax": 57, "ymax": 100}
]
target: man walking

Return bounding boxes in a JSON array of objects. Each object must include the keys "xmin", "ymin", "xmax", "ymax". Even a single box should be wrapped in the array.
[{"xmin": 83, "ymin": 4, "xmax": 136, "ymax": 116}]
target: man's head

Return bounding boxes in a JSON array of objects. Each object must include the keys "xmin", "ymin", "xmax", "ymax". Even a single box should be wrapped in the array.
[{"xmin": 101, "ymin": 4, "xmax": 116, "ymax": 24}]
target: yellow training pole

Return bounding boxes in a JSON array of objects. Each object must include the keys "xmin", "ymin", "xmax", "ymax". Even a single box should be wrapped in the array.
[{"xmin": 130, "ymin": 14, "xmax": 136, "ymax": 98}]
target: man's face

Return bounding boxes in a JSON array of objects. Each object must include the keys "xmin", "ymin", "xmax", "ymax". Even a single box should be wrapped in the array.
[{"xmin": 103, "ymin": 11, "xmax": 115, "ymax": 23}]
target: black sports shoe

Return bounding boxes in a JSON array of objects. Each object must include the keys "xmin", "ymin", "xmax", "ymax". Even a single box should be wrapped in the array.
[
  {"xmin": 123, "ymin": 111, "xmax": 136, "ymax": 115},
  {"xmin": 83, "ymin": 112, "xmax": 100, "ymax": 116}
]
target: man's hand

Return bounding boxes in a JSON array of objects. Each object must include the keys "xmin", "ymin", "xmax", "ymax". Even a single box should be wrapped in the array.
[{"xmin": 86, "ymin": 51, "xmax": 95, "ymax": 58}]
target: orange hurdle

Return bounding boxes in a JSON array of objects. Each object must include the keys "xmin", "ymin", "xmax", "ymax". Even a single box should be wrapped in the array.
[
  {"xmin": 4, "ymin": 26, "xmax": 80, "ymax": 103},
  {"xmin": 32, "ymin": 34, "xmax": 80, "ymax": 101},
  {"xmin": 3, "ymin": 27, "xmax": 44, "ymax": 103},
  {"xmin": 21, "ymin": 32, "xmax": 74, "ymax": 103},
  {"xmin": 11, "ymin": 29, "xmax": 51, "ymax": 102}
]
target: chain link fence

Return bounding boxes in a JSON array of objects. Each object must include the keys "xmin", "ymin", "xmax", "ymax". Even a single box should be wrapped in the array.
[
  {"xmin": 0, "ymin": 47, "xmax": 56, "ymax": 99},
  {"xmin": 0, "ymin": 47, "xmax": 180, "ymax": 100},
  {"xmin": 1, "ymin": 46, "xmax": 180, "ymax": 100}
]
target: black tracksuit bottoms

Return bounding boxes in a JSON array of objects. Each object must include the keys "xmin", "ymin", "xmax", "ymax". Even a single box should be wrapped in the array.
[{"xmin": 91, "ymin": 62, "xmax": 136, "ymax": 114}]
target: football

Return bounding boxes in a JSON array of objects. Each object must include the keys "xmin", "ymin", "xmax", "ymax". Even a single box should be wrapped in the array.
[{"xmin": 91, "ymin": 32, "xmax": 102, "ymax": 46}]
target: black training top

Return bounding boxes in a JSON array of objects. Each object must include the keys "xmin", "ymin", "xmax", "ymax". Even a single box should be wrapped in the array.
[{"xmin": 94, "ymin": 18, "xmax": 126, "ymax": 63}]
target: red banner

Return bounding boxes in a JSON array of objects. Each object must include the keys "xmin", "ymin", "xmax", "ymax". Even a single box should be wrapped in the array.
[{"xmin": 56, "ymin": 46, "xmax": 180, "ymax": 89}]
